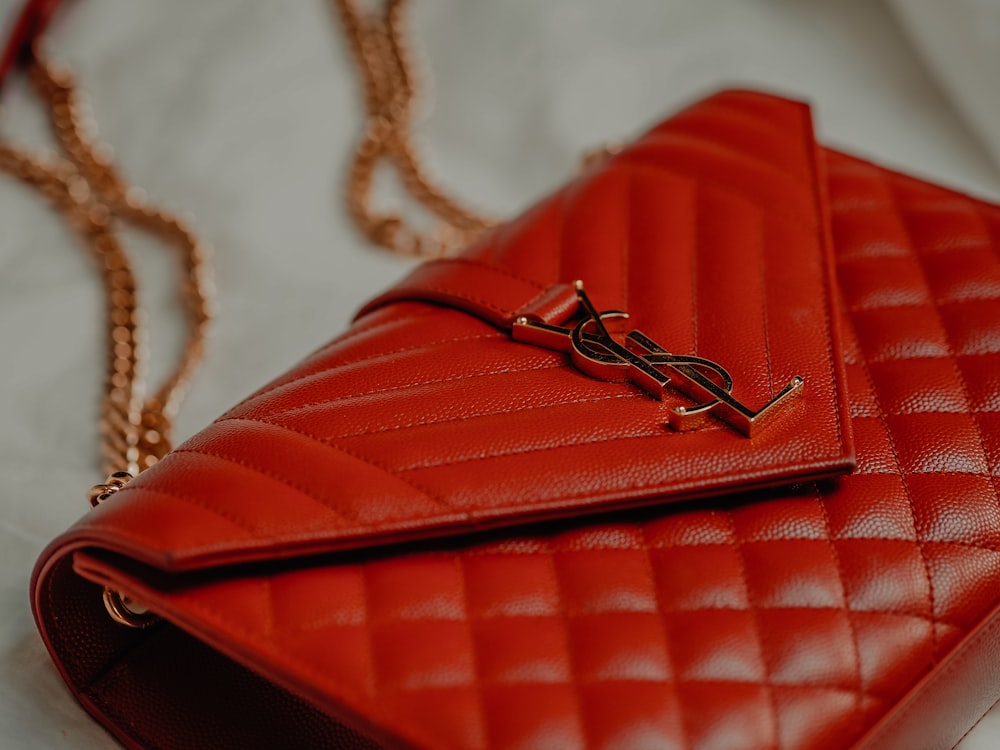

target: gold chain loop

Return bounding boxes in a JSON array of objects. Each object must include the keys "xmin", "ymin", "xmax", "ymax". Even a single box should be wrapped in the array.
[
  {"xmin": 1, "ymin": 46, "xmax": 214, "ymax": 629},
  {"xmin": 332, "ymin": 0, "xmax": 496, "ymax": 257},
  {"xmin": 0, "ymin": 49, "xmax": 213, "ymax": 478}
]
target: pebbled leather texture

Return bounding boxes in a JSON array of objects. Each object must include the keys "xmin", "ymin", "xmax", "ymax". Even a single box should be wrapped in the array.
[
  {"xmin": 42, "ymin": 90, "xmax": 853, "ymax": 575},
  {"xmin": 33, "ymin": 90, "xmax": 1000, "ymax": 749}
]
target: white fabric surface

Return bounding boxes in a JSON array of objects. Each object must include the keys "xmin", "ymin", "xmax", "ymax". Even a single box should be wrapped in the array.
[
  {"xmin": 887, "ymin": 0, "xmax": 1000, "ymax": 169},
  {"xmin": 1, "ymin": 1, "xmax": 999, "ymax": 747}
]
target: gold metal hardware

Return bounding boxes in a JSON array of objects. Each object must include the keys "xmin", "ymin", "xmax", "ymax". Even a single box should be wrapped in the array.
[
  {"xmin": 332, "ymin": 0, "xmax": 496, "ymax": 258},
  {"xmin": 102, "ymin": 588, "xmax": 158, "ymax": 630},
  {"xmin": 87, "ymin": 471, "xmax": 134, "ymax": 508},
  {"xmin": 2, "ymin": 49, "xmax": 210, "ymax": 629},
  {"xmin": 87, "ymin": 472, "xmax": 160, "ymax": 629},
  {"xmin": 0, "ymin": 52, "xmax": 212, "ymax": 479},
  {"xmin": 513, "ymin": 281, "xmax": 803, "ymax": 437}
]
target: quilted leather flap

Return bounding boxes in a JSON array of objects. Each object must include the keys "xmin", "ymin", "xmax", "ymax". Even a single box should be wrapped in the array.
[{"xmin": 68, "ymin": 90, "xmax": 853, "ymax": 572}]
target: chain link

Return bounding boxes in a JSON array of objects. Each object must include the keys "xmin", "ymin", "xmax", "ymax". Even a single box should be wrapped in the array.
[
  {"xmin": 0, "ymin": 49, "xmax": 212, "ymax": 478},
  {"xmin": 332, "ymin": 0, "xmax": 496, "ymax": 258},
  {"xmin": 0, "ymin": 4, "xmax": 484, "ymax": 484},
  {"xmin": 0, "ymin": 7, "xmax": 482, "ymax": 628}
]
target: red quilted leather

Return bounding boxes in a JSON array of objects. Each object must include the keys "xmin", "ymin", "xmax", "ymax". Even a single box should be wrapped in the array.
[
  {"xmin": 42, "ymin": 91, "xmax": 853, "ymax": 573},
  {"xmin": 33, "ymin": 91, "xmax": 1000, "ymax": 750}
]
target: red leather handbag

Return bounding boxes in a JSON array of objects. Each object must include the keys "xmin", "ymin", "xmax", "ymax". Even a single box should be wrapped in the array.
[{"xmin": 32, "ymin": 89, "xmax": 1000, "ymax": 749}]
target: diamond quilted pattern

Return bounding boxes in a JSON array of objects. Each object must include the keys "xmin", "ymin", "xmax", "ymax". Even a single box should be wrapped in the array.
[
  {"xmin": 167, "ymin": 152, "xmax": 996, "ymax": 749},
  {"xmin": 33, "ymin": 91, "xmax": 1000, "ymax": 750}
]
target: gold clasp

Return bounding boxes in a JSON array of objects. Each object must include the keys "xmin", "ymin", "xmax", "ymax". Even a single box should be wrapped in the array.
[{"xmin": 513, "ymin": 281, "xmax": 803, "ymax": 437}]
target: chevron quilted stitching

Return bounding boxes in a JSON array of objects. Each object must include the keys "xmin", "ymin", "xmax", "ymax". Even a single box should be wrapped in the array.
[
  {"xmin": 186, "ymin": 420, "xmax": 470, "ymax": 519},
  {"xmin": 164, "ymin": 445, "xmax": 386, "ymax": 529},
  {"xmin": 389, "ymin": 421, "xmax": 688, "ymax": 473},
  {"xmin": 93, "ymin": 115, "xmax": 847, "ymax": 563},
  {"xmin": 241, "ymin": 307, "xmax": 440, "ymax": 395},
  {"xmin": 363, "ymin": 156, "xmax": 831, "ymax": 466},
  {"xmin": 240, "ymin": 359, "xmax": 568, "ymax": 431},
  {"xmin": 333, "ymin": 387, "xmax": 632, "ymax": 441},
  {"xmin": 33, "ymin": 92, "xmax": 1000, "ymax": 750},
  {"xmin": 690, "ymin": 174, "xmax": 699, "ymax": 358},
  {"xmin": 608, "ymin": 153, "xmax": 839, "ymax": 436},
  {"xmin": 231, "ymin": 329, "xmax": 509, "ymax": 417},
  {"xmin": 620, "ymin": 145, "xmax": 818, "ymax": 233}
]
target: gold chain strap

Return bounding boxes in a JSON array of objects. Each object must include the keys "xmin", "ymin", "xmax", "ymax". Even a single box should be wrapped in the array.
[
  {"xmin": 332, "ymin": 0, "xmax": 496, "ymax": 257},
  {"xmin": 0, "ymin": 50, "xmax": 213, "ymax": 480},
  {"xmin": 1, "ymin": 5, "xmax": 476, "ymax": 626},
  {"xmin": 0, "ymin": 4, "xmax": 478, "ymax": 476}
]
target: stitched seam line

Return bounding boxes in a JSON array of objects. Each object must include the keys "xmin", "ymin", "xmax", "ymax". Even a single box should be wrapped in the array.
[
  {"xmin": 276, "ymin": 595, "xmax": 977, "ymax": 632},
  {"xmin": 640, "ymin": 523, "xmax": 694, "ymax": 748},
  {"xmin": 396, "ymin": 418, "xmax": 694, "ymax": 472},
  {"xmin": 239, "ymin": 360, "xmax": 563, "ymax": 424},
  {"xmin": 841, "ymin": 188, "xmax": 939, "ymax": 659},
  {"xmin": 849, "ymin": 295, "xmax": 1000, "ymax": 314},
  {"xmin": 623, "ymin": 166, "xmax": 631, "ymax": 313},
  {"xmin": 691, "ymin": 177, "xmax": 699, "ymax": 355},
  {"xmin": 635, "ymin": 132, "xmax": 805, "ymax": 196},
  {"xmin": 885, "ymin": 174, "xmax": 1000, "ymax": 515},
  {"xmin": 427, "ymin": 256, "xmax": 549, "ymax": 291},
  {"xmin": 399, "ymin": 284, "xmax": 519, "ymax": 318},
  {"xmin": 862, "ymin": 384, "xmax": 941, "ymax": 655},
  {"xmin": 758, "ymin": 200, "xmax": 775, "ymax": 397},
  {"xmin": 619, "ymin": 158, "xmax": 814, "ymax": 233},
  {"xmin": 815, "ymin": 486, "xmax": 866, "ymax": 740},
  {"xmin": 166, "ymin": 447, "xmax": 360, "ymax": 530},
  {"xmin": 454, "ymin": 556, "xmax": 489, "ymax": 749},
  {"xmin": 801, "ymin": 106, "xmax": 844, "ymax": 448},
  {"xmin": 359, "ymin": 567, "xmax": 378, "ymax": 697},
  {"xmin": 730, "ymin": 511, "xmax": 781, "ymax": 749},
  {"xmin": 859, "ymin": 602, "xmax": 1000, "ymax": 748},
  {"xmin": 115, "ymin": 483, "xmax": 260, "ymax": 536},
  {"xmin": 290, "ymin": 330, "xmax": 503, "ymax": 377},
  {"xmin": 163, "ymin": 591, "xmax": 424, "ymax": 749},
  {"xmin": 242, "ymin": 308, "xmax": 438, "ymax": 405},
  {"xmin": 546, "ymin": 546, "xmax": 589, "ymax": 746},
  {"xmin": 231, "ymin": 331, "xmax": 504, "ymax": 414},
  {"xmin": 951, "ymin": 691, "xmax": 1000, "ymax": 749},
  {"xmin": 330, "ymin": 389, "xmax": 633, "ymax": 440},
  {"xmin": 217, "ymin": 416, "xmax": 466, "ymax": 518},
  {"xmin": 313, "ymin": 307, "xmax": 436, "ymax": 355}
]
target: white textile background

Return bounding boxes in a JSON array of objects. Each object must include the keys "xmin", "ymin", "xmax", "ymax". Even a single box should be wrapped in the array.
[
  {"xmin": 887, "ymin": 0, "xmax": 1000, "ymax": 169},
  {"xmin": 1, "ymin": 1, "xmax": 999, "ymax": 748}
]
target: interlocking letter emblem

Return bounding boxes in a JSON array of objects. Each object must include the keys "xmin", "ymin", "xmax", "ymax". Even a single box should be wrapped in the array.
[{"xmin": 512, "ymin": 282, "xmax": 802, "ymax": 437}]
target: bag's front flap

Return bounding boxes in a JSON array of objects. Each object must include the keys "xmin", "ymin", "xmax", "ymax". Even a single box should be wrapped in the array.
[{"xmin": 65, "ymin": 90, "xmax": 853, "ymax": 572}]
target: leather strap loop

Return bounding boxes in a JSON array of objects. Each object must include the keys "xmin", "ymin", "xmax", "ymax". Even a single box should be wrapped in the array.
[{"xmin": 354, "ymin": 257, "xmax": 579, "ymax": 329}]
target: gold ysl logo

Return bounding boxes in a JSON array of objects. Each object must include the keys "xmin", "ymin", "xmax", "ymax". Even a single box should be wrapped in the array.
[{"xmin": 513, "ymin": 282, "xmax": 803, "ymax": 437}]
